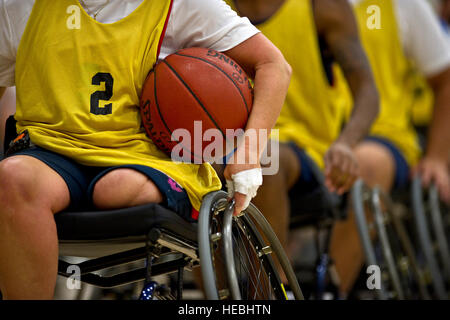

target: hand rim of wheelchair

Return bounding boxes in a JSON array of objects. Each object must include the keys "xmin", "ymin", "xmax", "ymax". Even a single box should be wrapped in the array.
[{"xmin": 198, "ymin": 190, "xmax": 304, "ymax": 300}]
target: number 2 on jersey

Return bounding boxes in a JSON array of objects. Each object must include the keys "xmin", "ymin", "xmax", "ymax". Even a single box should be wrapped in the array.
[{"xmin": 90, "ymin": 72, "xmax": 114, "ymax": 115}]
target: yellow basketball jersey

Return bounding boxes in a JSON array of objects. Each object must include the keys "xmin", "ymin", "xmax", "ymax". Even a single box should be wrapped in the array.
[
  {"xmin": 410, "ymin": 69, "xmax": 434, "ymax": 127},
  {"xmin": 351, "ymin": 0, "xmax": 422, "ymax": 166},
  {"xmin": 15, "ymin": 0, "xmax": 221, "ymax": 210},
  {"xmin": 227, "ymin": 0, "xmax": 348, "ymax": 169}
]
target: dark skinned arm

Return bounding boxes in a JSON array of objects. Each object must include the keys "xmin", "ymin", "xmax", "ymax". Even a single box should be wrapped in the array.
[
  {"xmin": 414, "ymin": 67, "xmax": 450, "ymax": 203},
  {"xmin": 314, "ymin": 0, "xmax": 379, "ymax": 194}
]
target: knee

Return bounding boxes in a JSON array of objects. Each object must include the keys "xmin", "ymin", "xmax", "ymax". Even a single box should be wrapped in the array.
[
  {"xmin": 354, "ymin": 143, "xmax": 395, "ymax": 189},
  {"xmin": 0, "ymin": 157, "xmax": 40, "ymax": 224},
  {"xmin": 0, "ymin": 157, "xmax": 36, "ymax": 204},
  {"xmin": 92, "ymin": 169, "xmax": 164, "ymax": 210}
]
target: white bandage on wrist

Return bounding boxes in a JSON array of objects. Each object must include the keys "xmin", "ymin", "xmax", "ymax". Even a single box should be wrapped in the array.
[{"xmin": 226, "ymin": 168, "xmax": 263, "ymax": 213}]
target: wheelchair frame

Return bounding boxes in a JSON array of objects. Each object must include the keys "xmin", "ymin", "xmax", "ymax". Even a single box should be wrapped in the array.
[
  {"xmin": 1, "ymin": 115, "xmax": 303, "ymax": 300},
  {"xmin": 54, "ymin": 191, "xmax": 303, "ymax": 300},
  {"xmin": 54, "ymin": 191, "xmax": 304, "ymax": 300}
]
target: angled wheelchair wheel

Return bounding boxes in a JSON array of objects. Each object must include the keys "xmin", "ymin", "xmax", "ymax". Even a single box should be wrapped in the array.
[
  {"xmin": 428, "ymin": 185, "xmax": 450, "ymax": 284},
  {"xmin": 198, "ymin": 191, "xmax": 303, "ymax": 300},
  {"xmin": 372, "ymin": 187, "xmax": 431, "ymax": 300},
  {"xmin": 352, "ymin": 180, "xmax": 389, "ymax": 299},
  {"xmin": 411, "ymin": 177, "xmax": 448, "ymax": 299},
  {"xmin": 371, "ymin": 187, "xmax": 406, "ymax": 299},
  {"xmin": 380, "ymin": 194, "xmax": 431, "ymax": 300},
  {"xmin": 352, "ymin": 180, "xmax": 430, "ymax": 300}
]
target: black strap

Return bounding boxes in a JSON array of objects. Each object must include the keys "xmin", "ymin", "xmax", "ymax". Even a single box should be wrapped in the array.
[{"xmin": 3, "ymin": 115, "xmax": 17, "ymax": 156}]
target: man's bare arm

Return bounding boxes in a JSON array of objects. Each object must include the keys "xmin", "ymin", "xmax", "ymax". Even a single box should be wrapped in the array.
[
  {"xmin": 225, "ymin": 33, "xmax": 292, "ymax": 158},
  {"xmin": 314, "ymin": 0, "xmax": 379, "ymax": 193},
  {"xmin": 315, "ymin": 0, "xmax": 379, "ymax": 148}
]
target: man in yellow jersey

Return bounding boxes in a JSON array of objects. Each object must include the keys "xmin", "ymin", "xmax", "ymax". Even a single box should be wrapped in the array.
[
  {"xmin": 0, "ymin": 0, "xmax": 292, "ymax": 299},
  {"xmin": 227, "ymin": 0, "xmax": 379, "ymax": 292},
  {"xmin": 332, "ymin": 0, "xmax": 450, "ymax": 296}
]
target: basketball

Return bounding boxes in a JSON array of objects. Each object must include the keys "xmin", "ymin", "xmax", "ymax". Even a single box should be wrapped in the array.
[{"xmin": 140, "ymin": 47, "xmax": 253, "ymax": 163}]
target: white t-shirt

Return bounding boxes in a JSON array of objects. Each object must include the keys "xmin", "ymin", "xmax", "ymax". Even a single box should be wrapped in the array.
[
  {"xmin": 0, "ymin": 0, "xmax": 259, "ymax": 87},
  {"xmin": 350, "ymin": 0, "xmax": 450, "ymax": 77}
]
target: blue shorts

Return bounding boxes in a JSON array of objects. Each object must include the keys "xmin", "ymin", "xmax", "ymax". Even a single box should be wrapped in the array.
[
  {"xmin": 287, "ymin": 142, "xmax": 321, "ymax": 196},
  {"xmin": 10, "ymin": 146, "xmax": 194, "ymax": 221},
  {"xmin": 365, "ymin": 136, "xmax": 410, "ymax": 190},
  {"xmin": 288, "ymin": 136, "xmax": 410, "ymax": 193}
]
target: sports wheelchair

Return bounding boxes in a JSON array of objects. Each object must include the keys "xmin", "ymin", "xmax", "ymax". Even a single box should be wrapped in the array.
[
  {"xmin": 288, "ymin": 151, "xmax": 450, "ymax": 300},
  {"xmin": 1, "ymin": 115, "xmax": 303, "ymax": 300},
  {"xmin": 352, "ymin": 177, "xmax": 450, "ymax": 300}
]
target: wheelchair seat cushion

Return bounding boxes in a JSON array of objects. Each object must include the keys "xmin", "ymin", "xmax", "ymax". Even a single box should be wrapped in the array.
[{"xmin": 54, "ymin": 203, "xmax": 197, "ymax": 242}]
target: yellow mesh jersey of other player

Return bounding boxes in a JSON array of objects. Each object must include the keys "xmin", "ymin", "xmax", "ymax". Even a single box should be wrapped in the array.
[
  {"xmin": 227, "ymin": 0, "xmax": 349, "ymax": 169},
  {"xmin": 350, "ymin": 0, "xmax": 422, "ymax": 166}
]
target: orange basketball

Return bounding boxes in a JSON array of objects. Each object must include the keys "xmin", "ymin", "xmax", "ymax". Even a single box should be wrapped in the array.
[{"xmin": 140, "ymin": 47, "xmax": 253, "ymax": 163}]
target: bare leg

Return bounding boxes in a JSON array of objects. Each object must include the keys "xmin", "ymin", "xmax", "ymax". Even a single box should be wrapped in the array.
[
  {"xmin": 330, "ymin": 141, "xmax": 396, "ymax": 295},
  {"xmin": 0, "ymin": 161, "xmax": 165, "ymax": 299},
  {"xmin": 0, "ymin": 156, "xmax": 70, "ymax": 299},
  {"xmin": 353, "ymin": 142, "xmax": 396, "ymax": 192},
  {"xmin": 91, "ymin": 168, "xmax": 164, "ymax": 210}
]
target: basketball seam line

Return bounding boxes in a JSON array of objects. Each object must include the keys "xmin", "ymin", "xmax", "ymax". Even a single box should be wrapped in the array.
[
  {"xmin": 153, "ymin": 68, "xmax": 198, "ymax": 157},
  {"xmin": 154, "ymin": 68, "xmax": 172, "ymax": 135},
  {"xmin": 154, "ymin": 65, "xmax": 201, "ymax": 160},
  {"xmin": 174, "ymin": 52, "xmax": 250, "ymax": 116},
  {"xmin": 161, "ymin": 59, "xmax": 227, "ymax": 140}
]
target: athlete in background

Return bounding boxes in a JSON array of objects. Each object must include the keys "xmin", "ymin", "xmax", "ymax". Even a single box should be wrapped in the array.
[
  {"xmin": 227, "ymin": 0, "xmax": 379, "ymax": 292},
  {"xmin": 332, "ymin": 0, "xmax": 450, "ymax": 295}
]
